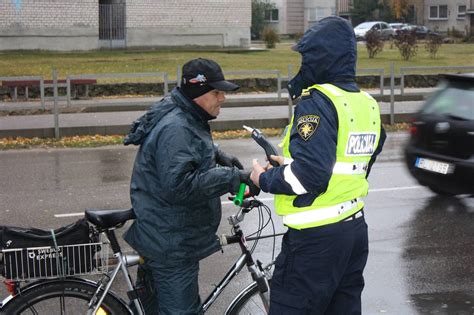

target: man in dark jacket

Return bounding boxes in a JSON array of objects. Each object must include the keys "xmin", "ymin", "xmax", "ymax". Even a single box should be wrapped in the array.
[
  {"xmin": 250, "ymin": 17, "xmax": 386, "ymax": 314},
  {"xmin": 123, "ymin": 58, "xmax": 255, "ymax": 314}
]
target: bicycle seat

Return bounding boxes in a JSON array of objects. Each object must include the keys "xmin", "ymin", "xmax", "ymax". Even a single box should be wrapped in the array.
[{"xmin": 85, "ymin": 208, "xmax": 136, "ymax": 229}]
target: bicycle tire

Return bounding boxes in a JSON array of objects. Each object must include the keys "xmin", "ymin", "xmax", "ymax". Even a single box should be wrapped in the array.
[
  {"xmin": 1, "ymin": 278, "xmax": 129, "ymax": 315},
  {"xmin": 226, "ymin": 279, "xmax": 271, "ymax": 315}
]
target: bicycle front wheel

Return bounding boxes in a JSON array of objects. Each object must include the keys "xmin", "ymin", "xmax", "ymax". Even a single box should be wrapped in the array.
[
  {"xmin": 1, "ymin": 278, "xmax": 129, "ymax": 315},
  {"xmin": 226, "ymin": 279, "xmax": 271, "ymax": 315}
]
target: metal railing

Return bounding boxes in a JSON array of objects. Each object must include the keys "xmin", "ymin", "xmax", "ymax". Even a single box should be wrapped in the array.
[
  {"xmin": 356, "ymin": 68, "xmax": 385, "ymax": 95},
  {"xmin": 1, "ymin": 64, "xmax": 472, "ymax": 138},
  {"xmin": 224, "ymin": 70, "xmax": 283, "ymax": 98},
  {"xmin": 399, "ymin": 65, "xmax": 474, "ymax": 95},
  {"xmin": 0, "ymin": 76, "xmax": 45, "ymax": 109},
  {"xmin": 66, "ymin": 72, "xmax": 170, "ymax": 107}
]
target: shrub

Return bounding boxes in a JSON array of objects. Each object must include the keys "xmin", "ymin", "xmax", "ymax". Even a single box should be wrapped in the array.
[
  {"xmin": 293, "ymin": 31, "xmax": 304, "ymax": 42},
  {"xmin": 365, "ymin": 30, "xmax": 384, "ymax": 58},
  {"xmin": 262, "ymin": 27, "xmax": 280, "ymax": 49},
  {"xmin": 394, "ymin": 29, "xmax": 418, "ymax": 60},
  {"xmin": 425, "ymin": 33, "xmax": 443, "ymax": 58},
  {"xmin": 449, "ymin": 27, "xmax": 464, "ymax": 38}
]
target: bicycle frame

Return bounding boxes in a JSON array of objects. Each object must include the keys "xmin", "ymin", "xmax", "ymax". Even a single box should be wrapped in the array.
[
  {"xmin": 201, "ymin": 211, "xmax": 272, "ymax": 313},
  {"xmin": 87, "ymin": 251, "xmax": 142, "ymax": 315}
]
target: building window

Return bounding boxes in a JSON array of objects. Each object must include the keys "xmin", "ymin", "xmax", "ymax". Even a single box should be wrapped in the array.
[
  {"xmin": 457, "ymin": 5, "xmax": 466, "ymax": 19},
  {"xmin": 429, "ymin": 5, "xmax": 448, "ymax": 20},
  {"xmin": 264, "ymin": 9, "xmax": 279, "ymax": 22},
  {"xmin": 439, "ymin": 5, "xmax": 448, "ymax": 18},
  {"xmin": 308, "ymin": 7, "xmax": 325, "ymax": 22}
]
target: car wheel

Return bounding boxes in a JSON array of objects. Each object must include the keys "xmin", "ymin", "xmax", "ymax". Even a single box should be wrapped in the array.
[{"xmin": 428, "ymin": 185, "xmax": 456, "ymax": 196}]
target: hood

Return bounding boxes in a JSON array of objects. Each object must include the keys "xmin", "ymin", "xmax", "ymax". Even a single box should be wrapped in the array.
[
  {"xmin": 288, "ymin": 16, "xmax": 357, "ymax": 99},
  {"xmin": 123, "ymin": 96, "xmax": 175, "ymax": 146}
]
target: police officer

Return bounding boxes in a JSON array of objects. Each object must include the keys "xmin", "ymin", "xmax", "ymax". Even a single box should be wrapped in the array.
[{"xmin": 250, "ymin": 16, "xmax": 386, "ymax": 314}]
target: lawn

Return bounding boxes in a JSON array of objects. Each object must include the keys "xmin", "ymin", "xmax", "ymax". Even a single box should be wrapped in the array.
[{"xmin": 1, "ymin": 42, "xmax": 473, "ymax": 81}]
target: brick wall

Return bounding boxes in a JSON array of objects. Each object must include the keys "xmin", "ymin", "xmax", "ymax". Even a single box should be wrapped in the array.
[
  {"xmin": 0, "ymin": 0, "xmax": 98, "ymax": 29},
  {"xmin": 126, "ymin": 0, "xmax": 251, "ymax": 28}
]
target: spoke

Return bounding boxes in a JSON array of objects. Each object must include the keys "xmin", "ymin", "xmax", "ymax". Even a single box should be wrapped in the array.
[
  {"xmin": 60, "ymin": 295, "xmax": 66, "ymax": 315},
  {"xmin": 27, "ymin": 305, "xmax": 39, "ymax": 315}
]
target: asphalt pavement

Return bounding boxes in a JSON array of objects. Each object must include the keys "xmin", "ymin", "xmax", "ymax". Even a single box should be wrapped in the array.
[{"xmin": 1, "ymin": 133, "xmax": 474, "ymax": 314}]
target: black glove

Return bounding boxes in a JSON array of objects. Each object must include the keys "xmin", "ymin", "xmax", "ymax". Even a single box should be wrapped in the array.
[
  {"xmin": 238, "ymin": 170, "xmax": 261, "ymax": 197},
  {"xmin": 216, "ymin": 149, "xmax": 243, "ymax": 170}
]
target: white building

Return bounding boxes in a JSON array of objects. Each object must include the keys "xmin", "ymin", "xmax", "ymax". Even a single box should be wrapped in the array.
[
  {"xmin": 0, "ymin": 0, "xmax": 251, "ymax": 51},
  {"xmin": 265, "ymin": 0, "xmax": 352, "ymax": 36}
]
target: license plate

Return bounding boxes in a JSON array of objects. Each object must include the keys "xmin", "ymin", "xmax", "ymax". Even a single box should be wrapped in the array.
[{"xmin": 415, "ymin": 157, "xmax": 453, "ymax": 175}]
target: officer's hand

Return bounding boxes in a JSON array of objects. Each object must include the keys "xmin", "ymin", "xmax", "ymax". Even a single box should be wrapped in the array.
[
  {"xmin": 216, "ymin": 150, "xmax": 243, "ymax": 169},
  {"xmin": 266, "ymin": 155, "xmax": 284, "ymax": 170},
  {"xmin": 238, "ymin": 170, "xmax": 261, "ymax": 196}
]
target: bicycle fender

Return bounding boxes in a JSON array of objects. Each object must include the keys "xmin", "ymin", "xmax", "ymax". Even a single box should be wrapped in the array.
[
  {"xmin": 0, "ymin": 277, "xmax": 132, "ymax": 314},
  {"xmin": 224, "ymin": 281, "xmax": 259, "ymax": 314}
]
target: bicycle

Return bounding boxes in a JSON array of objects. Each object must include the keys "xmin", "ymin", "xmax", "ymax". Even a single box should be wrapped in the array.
[{"xmin": 0, "ymin": 196, "xmax": 279, "ymax": 314}]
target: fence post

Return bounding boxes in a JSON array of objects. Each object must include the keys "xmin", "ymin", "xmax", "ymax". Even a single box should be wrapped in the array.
[
  {"xmin": 287, "ymin": 64, "xmax": 294, "ymax": 122},
  {"xmin": 277, "ymin": 71, "xmax": 281, "ymax": 99},
  {"xmin": 52, "ymin": 69, "xmax": 60, "ymax": 139},
  {"xmin": 40, "ymin": 78, "xmax": 45, "ymax": 110},
  {"xmin": 400, "ymin": 69, "xmax": 405, "ymax": 95},
  {"xmin": 66, "ymin": 76, "xmax": 71, "ymax": 107},
  {"xmin": 390, "ymin": 62, "xmax": 395, "ymax": 125},
  {"xmin": 176, "ymin": 66, "xmax": 181, "ymax": 87},
  {"xmin": 163, "ymin": 73, "xmax": 169, "ymax": 96},
  {"xmin": 380, "ymin": 70, "xmax": 384, "ymax": 96}
]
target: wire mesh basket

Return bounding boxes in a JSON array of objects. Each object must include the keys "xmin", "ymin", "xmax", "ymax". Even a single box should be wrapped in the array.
[{"xmin": 1, "ymin": 235, "xmax": 110, "ymax": 281}]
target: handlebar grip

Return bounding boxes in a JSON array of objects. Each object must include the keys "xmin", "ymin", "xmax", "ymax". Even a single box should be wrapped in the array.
[
  {"xmin": 233, "ymin": 183, "xmax": 246, "ymax": 206},
  {"xmin": 219, "ymin": 234, "xmax": 240, "ymax": 246}
]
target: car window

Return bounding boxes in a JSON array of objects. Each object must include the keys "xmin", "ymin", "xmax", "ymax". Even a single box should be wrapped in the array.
[
  {"xmin": 355, "ymin": 22, "xmax": 375, "ymax": 29},
  {"xmin": 381, "ymin": 23, "xmax": 388, "ymax": 29},
  {"xmin": 423, "ymin": 85, "xmax": 474, "ymax": 120}
]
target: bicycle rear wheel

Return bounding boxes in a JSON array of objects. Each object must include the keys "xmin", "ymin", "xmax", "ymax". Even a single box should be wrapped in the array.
[
  {"xmin": 1, "ymin": 278, "xmax": 129, "ymax": 315},
  {"xmin": 226, "ymin": 280, "xmax": 271, "ymax": 315}
]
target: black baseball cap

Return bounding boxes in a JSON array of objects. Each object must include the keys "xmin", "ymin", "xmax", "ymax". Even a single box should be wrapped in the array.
[{"xmin": 182, "ymin": 58, "xmax": 239, "ymax": 92}]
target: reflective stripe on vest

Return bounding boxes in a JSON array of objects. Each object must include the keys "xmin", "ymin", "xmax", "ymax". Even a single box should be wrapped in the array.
[
  {"xmin": 283, "ymin": 198, "xmax": 362, "ymax": 226},
  {"xmin": 332, "ymin": 161, "xmax": 368, "ymax": 175},
  {"xmin": 274, "ymin": 83, "xmax": 381, "ymax": 230}
]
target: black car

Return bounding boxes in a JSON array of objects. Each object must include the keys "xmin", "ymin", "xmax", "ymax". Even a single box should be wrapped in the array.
[{"xmin": 404, "ymin": 73, "xmax": 474, "ymax": 195}]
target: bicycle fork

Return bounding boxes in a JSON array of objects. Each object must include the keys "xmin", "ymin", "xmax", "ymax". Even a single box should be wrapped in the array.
[
  {"xmin": 249, "ymin": 262, "xmax": 270, "ymax": 312},
  {"xmin": 87, "ymin": 252, "xmax": 143, "ymax": 315}
]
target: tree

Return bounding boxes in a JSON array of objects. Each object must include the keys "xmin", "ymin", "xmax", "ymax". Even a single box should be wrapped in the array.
[
  {"xmin": 351, "ymin": 0, "xmax": 379, "ymax": 25},
  {"xmin": 390, "ymin": 0, "xmax": 409, "ymax": 20},
  {"xmin": 352, "ymin": 0, "xmax": 414, "ymax": 24},
  {"xmin": 251, "ymin": 0, "xmax": 275, "ymax": 40}
]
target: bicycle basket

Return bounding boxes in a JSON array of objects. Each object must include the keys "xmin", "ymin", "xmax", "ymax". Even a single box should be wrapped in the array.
[{"xmin": 0, "ymin": 219, "xmax": 109, "ymax": 281}]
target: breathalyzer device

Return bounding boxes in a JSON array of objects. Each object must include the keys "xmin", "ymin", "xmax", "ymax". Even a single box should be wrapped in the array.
[{"xmin": 243, "ymin": 125, "xmax": 279, "ymax": 167}]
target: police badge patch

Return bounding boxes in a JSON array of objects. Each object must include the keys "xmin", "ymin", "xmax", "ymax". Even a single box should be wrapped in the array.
[{"xmin": 297, "ymin": 115, "xmax": 320, "ymax": 141}]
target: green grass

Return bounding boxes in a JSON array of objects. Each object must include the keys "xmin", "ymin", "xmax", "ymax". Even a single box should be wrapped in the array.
[{"xmin": 1, "ymin": 42, "xmax": 473, "ymax": 82}]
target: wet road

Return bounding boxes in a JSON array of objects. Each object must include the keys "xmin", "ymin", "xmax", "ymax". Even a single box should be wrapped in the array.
[{"xmin": 1, "ymin": 132, "xmax": 473, "ymax": 314}]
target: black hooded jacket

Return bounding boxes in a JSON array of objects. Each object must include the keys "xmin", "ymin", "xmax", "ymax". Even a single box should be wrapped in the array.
[
  {"xmin": 260, "ymin": 16, "xmax": 386, "ymax": 206},
  {"xmin": 123, "ymin": 88, "xmax": 240, "ymax": 262}
]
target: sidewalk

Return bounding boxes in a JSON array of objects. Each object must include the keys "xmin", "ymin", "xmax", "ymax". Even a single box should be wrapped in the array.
[{"xmin": 0, "ymin": 88, "xmax": 435, "ymax": 138}]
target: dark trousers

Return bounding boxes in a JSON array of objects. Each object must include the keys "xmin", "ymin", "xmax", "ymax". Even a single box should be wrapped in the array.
[
  {"xmin": 132, "ymin": 258, "xmax": 202, "ymax": 315},
  {"xmin": 269, "ymin": 214, "xmax": 368, "ymax": 315}
]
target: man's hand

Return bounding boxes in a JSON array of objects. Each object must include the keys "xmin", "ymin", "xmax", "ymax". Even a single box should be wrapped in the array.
[
  {"xmin": 250, "ymin": 159, "xmax": 266, "ymax": 188},
  {"xmin": 216, "ymin": 150, "xmax": 243, "ymax": 169}
]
